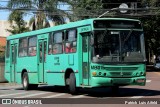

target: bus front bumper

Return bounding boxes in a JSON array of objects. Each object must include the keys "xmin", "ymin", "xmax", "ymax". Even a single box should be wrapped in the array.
[{"xmin": 91, "ymin": 76, "xmax": 146, "ymax": 87}]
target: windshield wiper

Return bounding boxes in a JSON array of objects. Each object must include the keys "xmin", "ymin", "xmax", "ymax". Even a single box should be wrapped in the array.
[
  {"xmin": 102, "ymin": 28, "xmax": 108, "ymax": 37},
  {"xmin": 123, "ymin": 29, "xmax": 133, "ymax": 43}
]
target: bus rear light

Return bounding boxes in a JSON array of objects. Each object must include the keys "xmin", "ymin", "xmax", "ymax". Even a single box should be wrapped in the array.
[
  {"xmin": 75, "ymin": 70, "xmax": 78, "ymax": 72},
  {"xmin": 92, "ymin": 72, "xmax": 97, "ymax": 76},
  {"xmin": 61, "ymin": 70, "xmax": 64, "ymax": 72}
]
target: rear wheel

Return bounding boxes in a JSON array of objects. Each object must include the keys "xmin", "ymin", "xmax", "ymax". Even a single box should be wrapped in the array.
[
  {"xmin": 22, "ymin": 72, "xmax": 31, "ymax": 90},
  {"xmin": 69, "ymin": 73, "xmax": 77, "ymax": 95}
]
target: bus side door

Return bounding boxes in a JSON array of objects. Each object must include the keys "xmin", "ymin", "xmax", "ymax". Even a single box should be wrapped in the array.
[
  {"xmin": 38, "ymin": 34, "xmax": 48, "ymax": 83},
  {"xmin": 10, "ymin": 40, "xmax": 18, "ymax": 82},
  {"xmin": 81, "ymin": 32, "xmax": 90, "ymax": 86}
]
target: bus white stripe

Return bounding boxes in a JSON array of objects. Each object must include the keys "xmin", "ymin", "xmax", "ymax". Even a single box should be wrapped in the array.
[
  {"xmin": 0, "ymin": 92, "xmax": 29, "ymax": 97},
  {"xmin": 15, "ymin": 92, "xmax": 52, "ymax": 98},
  {"xmin": 42, "ymin": 93, "xmax": 66, "ymax": 98}
]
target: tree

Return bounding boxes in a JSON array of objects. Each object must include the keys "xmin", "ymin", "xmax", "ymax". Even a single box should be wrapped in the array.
[
  {"xmin": 67, "ymin": 0, "xmax": 103, "ymax": 21},
  {"xmin": 7, "ymin": 0, "xmax": 68, "ymax": 30},
  {"xmin": 6, "ymin": 10, "xmax": 30, "ymax": 34}
]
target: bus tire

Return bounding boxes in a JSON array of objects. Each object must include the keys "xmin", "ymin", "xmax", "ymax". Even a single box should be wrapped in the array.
[
  {"xmin": 69, "ymin": 73, "xmax": 77, "ymax": 95},
  {"xmin": 22, "ymin": 72, "xmax": 31, "ymax": 90}
]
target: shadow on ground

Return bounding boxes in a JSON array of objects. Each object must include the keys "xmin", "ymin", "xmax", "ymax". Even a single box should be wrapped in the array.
[{"xmin": 12, "ymin": 85, "xmax": 160, "ymax": 98}]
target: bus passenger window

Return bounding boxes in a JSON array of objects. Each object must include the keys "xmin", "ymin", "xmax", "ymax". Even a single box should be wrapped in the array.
[
  {"xmin": 48, "ymin": 45, "xmax": 52, "ymax": 54},
  {"xmin": 48, "ymin": 33, "xmax": 52, "ymax": 54},
  {"xmin": 28, "ymin": 36, "xmax": 37, "ymax": 56},
  {"xmin": 29, "ymin": 47, "xmax": 36, "ymax": 56},
  {"xmin": 65, "ymin": 30, "xmax": 77, "ymax": 53},
  {"xmin": 52, "ymin": 32, "xmax": 63, "ymax": 54},
  {"xmin": 65, "ymin": 43, "xmax": 72, "ymax": 53},
  {"xmin": 19, "ymin": 38, "xmax": 27, "ymax": 57}
]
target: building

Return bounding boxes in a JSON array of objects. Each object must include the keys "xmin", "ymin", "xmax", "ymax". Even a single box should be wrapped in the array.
[
  {"xmin": 0, "ymin": 20, "xmax": 11, "ymax": 37},
  {"xmin": 0, "ymin": 36, "xmax": 6, "ymax": 82},
  {"xmin": 0, "ymin": 36, "xmax": 6, "ymax": 46},
  {"xmin": 0, "ymin": 36, "xmax": 6, "ymax": 62}
]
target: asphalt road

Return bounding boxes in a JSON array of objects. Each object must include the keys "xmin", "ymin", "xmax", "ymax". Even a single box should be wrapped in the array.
[{"xmin": 0, "ymin": 68, "xmax": 160, "ymax": 107}]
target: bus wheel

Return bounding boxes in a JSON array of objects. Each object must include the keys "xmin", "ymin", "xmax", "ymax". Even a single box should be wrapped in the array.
[
  {"xmin": 69, "ymin": 73, "xmax": 77, "ymax": 95},
  {"xmin": 111, "ymin": 86, "xmax": 119, "ymax": 96},
  {"xmin": 22, "ymin": 72, "xmax": 31, "ymax": 90}
]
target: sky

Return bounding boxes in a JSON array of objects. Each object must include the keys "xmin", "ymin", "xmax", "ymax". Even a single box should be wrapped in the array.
[
  {"xmin": 0, "ymin": 0, "xmax": 70, "ymax": 21},
  {"xmin": 0, "ymin": 0, "xmax": 10, "ymax": 20}
]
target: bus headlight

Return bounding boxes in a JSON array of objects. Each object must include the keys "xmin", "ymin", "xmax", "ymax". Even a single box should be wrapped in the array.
[{"xmin": 140, "ymin": 71, "xmax": 145, "ymax": 76}]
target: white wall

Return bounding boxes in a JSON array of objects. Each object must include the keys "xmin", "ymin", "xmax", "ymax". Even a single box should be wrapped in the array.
[{"xmin": 0, "ymin": 20, "xmax": 11, "ymax": 37}]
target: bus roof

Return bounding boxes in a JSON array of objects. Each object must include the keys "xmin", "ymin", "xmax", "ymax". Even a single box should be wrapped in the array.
[{"xmin": 7, "ymin": 18, "xmax": 140, "ymax": 40}]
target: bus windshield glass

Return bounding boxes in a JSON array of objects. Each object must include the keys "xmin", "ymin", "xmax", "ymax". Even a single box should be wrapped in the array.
[{"xmin": 92, "ymin": 30, "xmax": 145, "ymax": 63}]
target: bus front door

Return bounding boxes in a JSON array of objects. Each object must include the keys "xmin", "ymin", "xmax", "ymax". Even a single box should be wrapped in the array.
[
  {"xmin": 10, "ymin": 42, "xmax": 18, "ymax": 82},
  {"xmin": 82, "ymin": 33, "xmax": 90, "ymax": 86},
  {"xmin": 38, "ymin": 39, "xmax": 47, "ymax": 83}
]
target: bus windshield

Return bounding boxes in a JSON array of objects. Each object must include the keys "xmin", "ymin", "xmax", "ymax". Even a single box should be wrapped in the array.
[{"xmin": 92, "ymin": 30, "xmax": 145, "ymax": 63}]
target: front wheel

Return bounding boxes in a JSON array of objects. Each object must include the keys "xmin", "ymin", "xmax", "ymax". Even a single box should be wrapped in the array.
[
  {"xmin": 69, "ymin": 73, "xmax": 77, "ymax": 95},
  {"xmin": 22, "ymin": 72, "xmax": 31, "ymax": 90},
  {"xmin": 22, "ymin": 72, "xmax": 38, "ymax": 90}
]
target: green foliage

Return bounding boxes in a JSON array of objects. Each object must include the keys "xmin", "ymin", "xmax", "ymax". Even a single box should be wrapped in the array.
[
  {"xmin": 141, "ymin": 15, "xmax": 160, "ymax": 55},
  {"xmin": 7, "ymin": 0, "xmax": 69, "ymax": 30},
  {"xmin": 68, "ymin": 0, "xmax": 103, "ymax": 21},
  {"xmin": 6, "ymin": 10, "xmax": 30, "ymax": 34}
]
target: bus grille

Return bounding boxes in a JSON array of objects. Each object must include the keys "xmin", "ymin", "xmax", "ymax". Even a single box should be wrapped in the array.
[
  {"xmin": 113, "ymin": 79, "xmax": 131, "ymax": 84},
  {"xmin": 106, "ymin": 67, "xmax": 138, "ymax": 71},
  {"xmin": 110, "ymin": 72, "xmax": 132, "ymax": 77}
]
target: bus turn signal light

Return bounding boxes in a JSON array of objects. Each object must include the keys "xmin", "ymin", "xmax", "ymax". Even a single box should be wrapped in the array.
[{"xmin": 92, "ymin": 72, "xmax": 97, "ymax": 76}]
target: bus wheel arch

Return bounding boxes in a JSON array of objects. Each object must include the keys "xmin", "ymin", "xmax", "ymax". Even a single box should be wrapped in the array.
[
  {"xmin": 64, "ymin": 68, "xmax": 77, "ymax": 95},
  {"xmin": 65, "ymin": 68, "xmax": 74, "ymax": 86},
  {"xmin": 21, "ymin": 69, "xmax": 27, "ymax": 82}
]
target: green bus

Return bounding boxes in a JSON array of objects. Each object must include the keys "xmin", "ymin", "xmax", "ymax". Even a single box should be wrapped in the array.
[{"xmin": 5, "ymin": 18, "xmax": 146, "ymax": 94}]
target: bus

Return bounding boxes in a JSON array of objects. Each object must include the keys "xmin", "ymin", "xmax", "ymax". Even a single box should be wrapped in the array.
[{"xmin": 5, "ymin": 18, "xmax": 146, "ymax": 94}]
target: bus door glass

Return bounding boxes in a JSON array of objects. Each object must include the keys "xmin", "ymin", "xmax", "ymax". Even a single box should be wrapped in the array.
[
  {"xmin": 38, "ymin": 39, "xmax": 47, "ymax": 83},
  {"xmin": 11, "ymin": 42, "xmax": 18, "ymax": 82},
  {"xmin": 81, "ymin": 32, "xmax": 90, "ymax": 86}
]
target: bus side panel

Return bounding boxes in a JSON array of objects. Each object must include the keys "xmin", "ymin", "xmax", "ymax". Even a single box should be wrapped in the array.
[
  {"xmin": 28, "ymin": 73, "xmax": 38, "ymax": 84},
  {"xmin": 46, "ymin": 55, "xmax": 66, "ymax": 85},
  {"xmin": 16, "ymin": 56, "xmax": 38, "ymax": 84},
  {"xmin": 47, "ymin": 73, "xmax": 65, "ymax": 85},
  {"xmin": 46, "ymin": 53, "xmax": 79, "ymax": 86}
]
